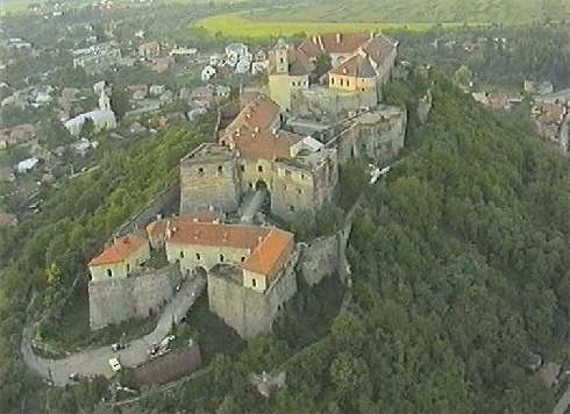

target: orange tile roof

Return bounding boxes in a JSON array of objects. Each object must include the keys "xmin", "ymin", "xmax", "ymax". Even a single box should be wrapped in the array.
[
  {"xmin": 146, "ymin": 213, "xmax": 219, "ymax": 239},
  {"xmin": 234, "ymin": 129, "xmax": 302, "ymax": 160},
  {"xmin": 168, "ymin": 221, "xmax": 271, "ymax": 250},
  {"xmin": 89, "ymin": 234, "xmax": 148, "ymax": 266},
  {"xmin": 166, "ymin": 221, "xmax": 295, "ymax": 280},
  {"xmin": 221, "ymin": 96, "xmax": 302, "ymax": 160},
  {"xmin": 242, "ymin": 228, "xmax": 294, "ymax": 278},
  {"xmin": 224, "ymin": 96, "xmax": 281, "ymax": 137}
]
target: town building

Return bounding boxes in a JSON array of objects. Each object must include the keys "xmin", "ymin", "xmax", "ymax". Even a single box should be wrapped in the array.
[
  {"xmin": 64, "ymin": 90, "xmax": 117, "ymax": 135},
  {"xmin": 72, "ymin": 42, "xmax": 123, "ymax": 75}
]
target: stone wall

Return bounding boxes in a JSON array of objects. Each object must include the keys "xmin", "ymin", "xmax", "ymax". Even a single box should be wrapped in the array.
[
  {"xmin": 88, "ymin": 264, "xmax": 182, "ymax": 330},
  {"xmin": 207, "ymin": 251, "xmax": 299, "ymax": 339},
  {"xmin": 332, "ymin": 105, "xmax": 407, "ymax": 163},
  {"xmin": 298, "ymin": 234, "xmax": 341, "ymax": 286},
  {"xmin": 291, "ymin": 87, "xmax": 378, "ymax": 122}
]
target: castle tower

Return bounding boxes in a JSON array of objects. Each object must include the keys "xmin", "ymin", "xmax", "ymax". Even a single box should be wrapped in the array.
[
  {"xmin": 99, "ymin": 90, "xmax": 111, "ymax": 111},
  {"xmin": 273, "ymin": 39, "xmax": 289, "ymax": 74},
  {"xmin": 179, "ymin": 143, "xmax": 241, "ymax": 215}
]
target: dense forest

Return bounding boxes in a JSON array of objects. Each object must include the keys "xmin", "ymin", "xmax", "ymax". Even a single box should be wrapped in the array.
[{"xmin": 393, "ymin": 24, "xmax": 570, "ymax": 89}]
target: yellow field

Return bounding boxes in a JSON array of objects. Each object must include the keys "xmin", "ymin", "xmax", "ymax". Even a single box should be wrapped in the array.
[{"xmin": 195, "ymin": 12, "xmax": 472, "ymax": 39}]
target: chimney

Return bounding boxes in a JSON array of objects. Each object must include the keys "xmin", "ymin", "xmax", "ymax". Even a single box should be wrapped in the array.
[
  {"xmin": 165, "ymin": 220, "xmax": 172, "ymax": 240},
  {"xmin": 336, "ymin": 33, "xmax": 341, "ymax": 43},
  {"xmin": 317, "ymin": 35, "xmax": 324, "ymax": 51}
]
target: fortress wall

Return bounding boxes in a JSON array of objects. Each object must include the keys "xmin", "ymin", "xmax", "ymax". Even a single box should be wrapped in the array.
[
  {"xmin": 335, "ymin": 107, "xmax": 407, "ymax": 163},
  {"xmin": 299, "ymin": 234, "xmax": 341, "ymax": 286},
  {"xmin": 89, "ymin": 265, "xmax": 181, "ymax": 330},
  {"xmin": 207, "ymin": 251, "xmax": 299, "ymax": 339},
  {"xmin": 291, "ymin": 88, "xmax": 377, "ymax": 121}
]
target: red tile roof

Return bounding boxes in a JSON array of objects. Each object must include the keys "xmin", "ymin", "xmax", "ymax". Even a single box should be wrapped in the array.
[
  {"xmin": 299, "ymin": 33, "xmax": 371, "ymax": 57},
  {"xmin": 242, "ymin": 228, "xmax": 294, "ymax": 278},
  {"xmin": 328, "ymin": 54, "xmax": 376, "ymax": 78},
  {"xmin": 168, "ymin": 221, "xmax": 270, "ymax": 250},
  {"xmin": 89, "ymin": 234, "xmax": 148, "ymax": 266},
  {"xmin": 146, "ymin": 213, "xmax": 219, "ymax": 239},
  {"xmin": 166, "ymin": 221, "xmax": 295, "ymax": 280},
  {"xmin": 221, "ymin": 97, "xmax": 301, "ymax": 160}
]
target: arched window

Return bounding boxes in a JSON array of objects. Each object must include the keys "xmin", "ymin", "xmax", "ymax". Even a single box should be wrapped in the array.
[
  {"xmin": 180, "ymin": 251, "xmax": 185, "ymax": 258},
  {"xmin": 219, "ymin": 254, "xmax": 225, "ymax": 262},
  {"xmin": 252, "ymin": 278, "xmax": 257, "ymax": 287},
  {"xmin": 217, "ymin": 165, "xmax": 223, "ymax": 174},
  {"xmin": 107, "ymin": 269, "xmax": 112, "ymax": 277},
  {"xmin": 258, "ymin": 165, "xmax": 264, "ymax": 172},
  {"xmin": 196, "ymin": 253, "xmax": 201, "ymax": 260},
  {"xmin": 198, "ymin": 167, "xmax": 204, "ymax": 175}
]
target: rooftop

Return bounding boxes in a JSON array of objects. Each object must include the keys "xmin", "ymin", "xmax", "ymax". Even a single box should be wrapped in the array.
[
  {"xmin": 89, "ymin": 234, "xmax": 148, "ymax": 266},
  {"xmin": 242, "ymin": 228, "xmax": 294, "ymax": 277},
  {"xmin": 180, "ymin": 143, "xmax": 234, "ymax": 164},
  {"xmin": 328, "ymin": 54, "xmax": 376, "ymax": 78}
]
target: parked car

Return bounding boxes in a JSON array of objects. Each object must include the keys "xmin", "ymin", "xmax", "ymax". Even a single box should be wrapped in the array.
[
  {"xmin": 108, "ymin": 357, "xmax": 122, "ymax": 372},
  {"xmin": 111, "ymin": 342, "xmax": 124, "ymax": 352}
]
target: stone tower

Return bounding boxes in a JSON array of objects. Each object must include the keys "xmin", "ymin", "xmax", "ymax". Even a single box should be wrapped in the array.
[
  {"xmin": 268, "ymin": 39, "xmax": 309, "ymax": 112},
  {"xmin": 179, "ymin": 143, "xmax": 241, "ymax": 215}
]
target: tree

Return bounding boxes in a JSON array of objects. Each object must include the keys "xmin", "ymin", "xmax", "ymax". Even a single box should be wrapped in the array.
[
  {"xmin": 310, "ymin": 53, "xmax": 332, "ymax": 83},
  {"xmin": 110, "ymin": 85, "xmax": 130, "ymax": 121}
]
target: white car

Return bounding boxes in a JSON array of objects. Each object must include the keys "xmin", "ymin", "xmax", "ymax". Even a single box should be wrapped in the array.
[{"xmin": 108, "ymin": 357, "xmax": 122, "ymax": 372}]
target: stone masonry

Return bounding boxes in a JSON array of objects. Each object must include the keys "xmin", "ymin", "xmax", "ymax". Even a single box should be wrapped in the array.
[{"xmin": 88, "ymin": 264, "xmax": 182, "ymax": 330}]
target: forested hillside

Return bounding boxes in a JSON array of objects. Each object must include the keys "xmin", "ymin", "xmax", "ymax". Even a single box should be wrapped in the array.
[{"xmin": 0, "ymin": 115, "xmax": 213, "ymax": 412}]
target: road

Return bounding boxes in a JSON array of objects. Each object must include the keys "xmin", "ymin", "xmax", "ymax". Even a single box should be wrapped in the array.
[
  {"xmin": 239, "ymin": 189, "xmax": 267, "ymax": 223},
  {"xmin": 21, "ymin": 275, "xmax": 206, "ymax": 386},
  {"xmin": 553, "ymin": 382, "xmax": 570, "ymax": 414}
]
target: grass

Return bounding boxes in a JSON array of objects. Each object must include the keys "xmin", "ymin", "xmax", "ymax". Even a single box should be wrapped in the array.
[
  {"xmin": 196, "ymin": 12, "xmax": 470, "ymax": 39},
  {"xmin": 246, "ymin": 0, "xmax": 570, "ymax": 25}
]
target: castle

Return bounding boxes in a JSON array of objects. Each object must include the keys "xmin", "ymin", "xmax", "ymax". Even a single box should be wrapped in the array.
[{"xmin": 87, "ymin": 32, "xmax": 407, "ymax": 340}]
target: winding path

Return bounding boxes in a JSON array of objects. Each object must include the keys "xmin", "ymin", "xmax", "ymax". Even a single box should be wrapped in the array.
[{"xmin": 21, "ymin": 275, "xmax": 206, "ymax": 386}]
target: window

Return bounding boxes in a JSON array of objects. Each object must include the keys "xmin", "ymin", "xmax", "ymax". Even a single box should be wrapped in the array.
[
  {"xmin": 346, "ymin": 80, "xmax": 350, "ymax": 87},
  {"xmin": 301, "ymin": 173, "xmax": 305, "ymax": 179},
  {"xmin": 107, "ymin": 269, "xmax": 112, "ymax": 277},
  {"xmin": 340, "ymin": 79, "xmax": 344, "ymax": 86},
  {"xmin": 219, "ymin": 254, "xmax": 225, "ymax": 262},
  {"xmin": 198, "ymin": 167, "xmax": 204, "ymax": 175},
  {"xmin": 297, "ymin": 188, "xmax": 302, "ymax": 194},
  {"xmin": 252, "ymin": 278, "xmax": 257, "ymax": 287},
  {"xmin": 217, "ymin": 165, "xmax": 223, "ymax": 174},
  {"xmin": 240, "ymin": 165, "xmax": 245, "ymax": 172},
  {"xmin": 331, "ymin": 78, "xmax": 335, "ymax": 85},
  {"xmin": 180, "ymin": 251, "xmax": 184, "ymax": 258},
  {"xmin": 289, "ymin": 205, "xmax": 295, "ymax": 212},
  {"xmin": 280, "ymin": 57, "xmax": 284, "ymax": 64},
  {"xmin": 195, "ymin": 253, "xmax": 201, "ymax": 260},
  {"xmin": 126, "ymin": 263, "xmax": 130, "ymax": 273},
  {"xmin": 283, "ymin": 184, "xmax": 287, "ymax": 190},
  {"xmin": 257, "ymin": 165, "xmax": 263, "ymax": 172},
  {"xmin": 241, "ymin": 256, "xmax": 246, "ymax": 262}
]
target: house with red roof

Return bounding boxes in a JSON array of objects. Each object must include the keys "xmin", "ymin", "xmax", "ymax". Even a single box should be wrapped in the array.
[{"xmin": 88, "ymin": 234, "xmax": 150, "ymax": 281}]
